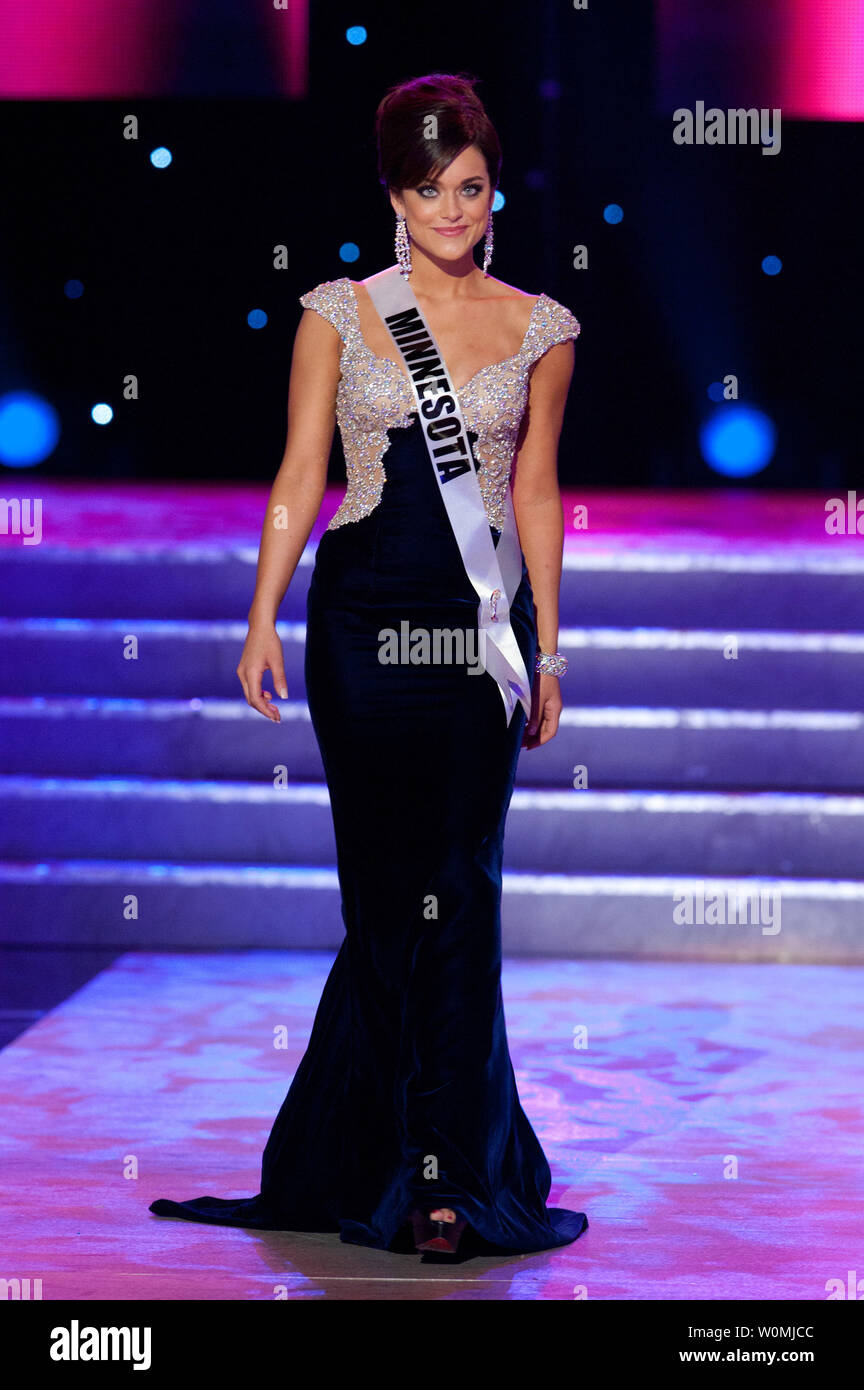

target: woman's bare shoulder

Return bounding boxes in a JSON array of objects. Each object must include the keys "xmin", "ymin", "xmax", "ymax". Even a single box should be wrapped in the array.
[
  {"xmin": 483, "ymin": 274, "xmax": 541, "ymax": 305},
  {"xmin": 480, "ymin": 276, "xmax": 542, "ymax": 338}
]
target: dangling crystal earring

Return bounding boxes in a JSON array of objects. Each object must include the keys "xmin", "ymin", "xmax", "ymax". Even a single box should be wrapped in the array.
[
  {"xmin": 395, "ymin": 212, "xmax": 412, "ymax": 278},
  {"xmin": 482, "ymin": 209, "xmax": 494, "ymax": 276}
]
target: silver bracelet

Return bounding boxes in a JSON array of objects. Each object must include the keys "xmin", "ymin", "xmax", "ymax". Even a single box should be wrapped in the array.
[{"xmin": 535, "ymin": 651, "xmax": 568, "ymax": 677}]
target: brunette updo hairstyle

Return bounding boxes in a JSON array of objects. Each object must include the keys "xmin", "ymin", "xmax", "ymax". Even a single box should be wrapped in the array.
[{"xmin": 375, "ymin": 72, "xmax": 502, "ymax": 193}]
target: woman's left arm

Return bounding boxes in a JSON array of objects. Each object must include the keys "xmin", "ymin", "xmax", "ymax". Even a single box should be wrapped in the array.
[{"xmin": 510, "ymin": 339, "xmax": 575, "ymax": 747}]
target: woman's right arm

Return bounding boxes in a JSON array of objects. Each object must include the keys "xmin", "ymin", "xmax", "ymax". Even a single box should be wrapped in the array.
[{"xmin": 236, "ymin": 307, "xmax": 341, "ymax": 721}]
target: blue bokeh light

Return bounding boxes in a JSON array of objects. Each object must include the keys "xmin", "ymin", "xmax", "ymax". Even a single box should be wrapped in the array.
[
  {"xmin": 91, "ymin": 403, "xmax": 114, "ymax": 425},
  {"xmin": 707, "ymin": 381, "xmax": 726, "ymax": 402},
  {"xmin": 150, "ymin": 147, "xmax": 172, "ymax": 169},
  {"xmin": 64, "ymin": 279, "xmax": 84, "ymax": 299},
  {"xmin": 0, "ymin": 391, "xmax": 61, "ymax": 466},
  {"xmin": 247, "ymin": 309, "xmax": 268, "ymax": 329},
  {"xmin": 762, "ymin": 255, "xmax": 782, "ymax": 276},
  {"xmin": 604, "ymin": 204, "xmax": 623, "ymax": 224},
  {"xmin": 699, "ymin": 403, "xmax": 776, "ymax": 477},
  {"xmin": 346, "ymin": 26, "xmax": 367, "ymax": 45},
  {"xmin": 492, "ymin": 190, "xmax": 505, "ymax": 212},
  {"xmin": 339, "ymin": 242, "xmax": 360, "ymax": 263}
]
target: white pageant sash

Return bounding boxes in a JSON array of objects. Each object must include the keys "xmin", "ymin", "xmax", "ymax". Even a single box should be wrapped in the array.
[{"xmin": 363, "ymin": 264, "xmax": 532, "ymax": 725}]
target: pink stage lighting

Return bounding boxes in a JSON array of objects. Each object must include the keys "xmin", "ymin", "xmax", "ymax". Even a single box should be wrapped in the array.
[{"xmin": 656, "ymin": 0, "xmax": 864, "ymax": 119}]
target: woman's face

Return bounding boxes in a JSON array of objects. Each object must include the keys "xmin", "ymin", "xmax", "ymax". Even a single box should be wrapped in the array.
[{"xmin": 390, "ymin": 144, "xmax": 492, "ymax": 267}]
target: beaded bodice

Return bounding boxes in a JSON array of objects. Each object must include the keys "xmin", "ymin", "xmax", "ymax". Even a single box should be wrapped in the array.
[{"xmin": 299, "ymin": 276, "xmax": 580, "ymax": 532}]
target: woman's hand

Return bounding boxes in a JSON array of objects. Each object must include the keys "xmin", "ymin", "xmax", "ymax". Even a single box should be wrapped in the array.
[
  {"xmin": 236, "ymin": 622, "xmax": 289, "ymax": 723},
  {"xmin": 522, "ymin": 671, "xmax": 562, "ymax": 749}
]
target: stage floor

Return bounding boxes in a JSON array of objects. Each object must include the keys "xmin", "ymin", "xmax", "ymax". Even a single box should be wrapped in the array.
[{"xmin": 1, "ymin": 950, "xmax": 861, "ymax": 1301}]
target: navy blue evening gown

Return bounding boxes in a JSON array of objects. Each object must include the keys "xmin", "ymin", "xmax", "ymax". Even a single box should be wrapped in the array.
[{"xmin": 149, "ymin": 277, "xmax": 588, "ymax": 1254}]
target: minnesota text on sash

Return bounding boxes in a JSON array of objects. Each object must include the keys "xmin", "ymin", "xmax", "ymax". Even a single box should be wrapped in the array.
[{"xmin": 384, "ymin": 308, "xmax": 473, "ymax": 484}]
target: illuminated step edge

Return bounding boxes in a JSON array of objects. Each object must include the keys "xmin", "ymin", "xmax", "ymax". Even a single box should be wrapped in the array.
[
  {"xmin": 0, "ymin": 699, "xmax": 862, "ymax": 789},
  {"xmin": 3, "ymin": 542, "xmax": 864, "ymax": 574},
  {"xmin": 5, "ymin": 616, "xmax": 864, "ymax": 649},
  {"xmin": 2, "ymin": 774, "xmax": 863, "ymax": 815},
  {"xmin": 561, "ymin": 550, "xmax": 864, "ymax": 574},
  {"xmin": 0, "ymin": 861, "xmax": 859, "ymax": 961},
  {"xmin": 1, "ymin": 547, "xmax": 863, "ymax": 625},
  {"xmin": 1, "ymin": 696, "xmax": 860, "ymax": 729},
  {"xmin": 1, "ymin": 620, "xmax": 863, "ymax": 706},
  {"xmin": 1, "ymin": 776, "xmax": 862, "ymax": 877}
]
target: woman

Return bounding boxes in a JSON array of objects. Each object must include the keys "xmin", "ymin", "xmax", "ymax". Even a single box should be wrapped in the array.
[{"xmin": 150, "ymin": 72, "xmax": 588, "ymax": 1258}]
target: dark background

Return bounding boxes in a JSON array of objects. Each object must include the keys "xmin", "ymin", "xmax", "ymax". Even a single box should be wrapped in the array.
[{"xmin": 0, "ymin": 0, "xmax": 859, "ymax": 491}]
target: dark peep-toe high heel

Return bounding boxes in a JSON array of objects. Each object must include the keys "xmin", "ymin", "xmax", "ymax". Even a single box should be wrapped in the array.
[{"xmin": 410, "ymin": 1207, "xmax": 468, "ymax": 1256}]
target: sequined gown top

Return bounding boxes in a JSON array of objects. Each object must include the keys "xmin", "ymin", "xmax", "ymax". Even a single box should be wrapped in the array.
[
  {"xmin": 299, "ymin": 276, "xmax": 581, "ymax": 532},
  {"xmin": 148, "ymin": 273, "xmax": 589, "ymax": 1255}
]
